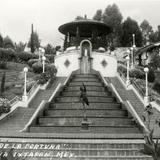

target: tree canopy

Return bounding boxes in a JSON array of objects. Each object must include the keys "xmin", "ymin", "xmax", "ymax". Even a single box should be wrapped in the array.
[
  {"xmin": 121, "ymin": 17, "xmax": 143, "ymax": 47},
  {"xmin": 140, "ymin": 20, "xmax": 153, "ymax": 45},
  {"xmin": 28, "ymin": 24, "xmax": 41, "ymax": 53},
  {"xmin": 44, "ymin": 44, "xmax": 56, "ymax": 55},
  {"xmin": 93, "ymin": 9, "xmax": 102, "ymax": 21},
  {"xmin": 3, "ymin": 36, "xmax": 15, "ymax": 49},
  {"xmin": 102, "ymin": 3, "xmax": 123, "ymax": 46},
  {"xmin": 0, "ymin": 34, "xmax": 3, "ymax": 48}
]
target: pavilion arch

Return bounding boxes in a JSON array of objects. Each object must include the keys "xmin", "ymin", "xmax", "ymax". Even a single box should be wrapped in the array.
[{"xmin": 80, "ymin": 39, "xmax": 92, "ymax": 58}]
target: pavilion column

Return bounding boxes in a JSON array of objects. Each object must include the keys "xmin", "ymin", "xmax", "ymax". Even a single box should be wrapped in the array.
[
  {"xmin": 76, "ymin": 27, "xmax": 80, "ymax": 49},
  {"xmin": 92, "ymin": 29, "xmax": 98, "ymax": 49}
]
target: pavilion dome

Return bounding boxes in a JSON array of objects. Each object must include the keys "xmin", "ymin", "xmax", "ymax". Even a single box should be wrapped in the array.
[{"xmin": 58, "ymin": 19, "xmax": 112, "ymax": 37}]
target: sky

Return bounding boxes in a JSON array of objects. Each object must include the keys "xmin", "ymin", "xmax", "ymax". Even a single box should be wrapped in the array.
[{"xmin": 0, "ymin": 0, "xmax": 160, "ymax": 46}]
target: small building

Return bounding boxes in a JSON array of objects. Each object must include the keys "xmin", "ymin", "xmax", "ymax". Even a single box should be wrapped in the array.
[{"xmin": 135, "ymin": 42, "xmax": 160, "ymax": 66}]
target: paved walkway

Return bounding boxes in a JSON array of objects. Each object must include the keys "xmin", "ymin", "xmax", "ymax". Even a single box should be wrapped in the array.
[{"xmin": 0, "ymin": 77, "xmax": 66, "ymax": 133}]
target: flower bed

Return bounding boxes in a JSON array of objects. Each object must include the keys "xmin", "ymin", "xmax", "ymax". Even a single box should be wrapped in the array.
[{"xmin": 0, "ymin": 98, "xmax": 11, "ymax": 115}]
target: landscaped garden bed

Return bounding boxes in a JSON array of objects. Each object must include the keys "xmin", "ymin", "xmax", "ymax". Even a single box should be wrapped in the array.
[{"xmin": 0, "ymin": 62, "xmax": 38, "ymax": 100}]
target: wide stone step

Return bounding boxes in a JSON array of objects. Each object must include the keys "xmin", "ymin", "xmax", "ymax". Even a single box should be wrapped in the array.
[
  {"xmin": 38, "ymin": 117, "xmax": 133, "ymax": 126},
  {"xmin": 16, "ymin": 156, "xmax": 152, "ymax": 160},
  {"xmin": 61, "ymin": 91, "xmax": 111, "ymax": 96},
  {"xmin": 74, "ymin": 74, "xmax": 98, "ymax": 78},
  {"xmin": 72, "ymin": 78, "xmax": 100, "ymax": 82},
  {"xmin": 69, "ymin": 82, "xmax": 103, "ymax": 86},
  {"xmin": 65, "ymin": 86, "xmax": 106, "ymax": 91},
  {"xmin": 44, "ymin": 109, "xmax": 127, "ymax": 117},
  {"xmin": 30, "ymin": 125, "xmax": 140, "ymax": 133},
  {"xmin": 6, "ymin": 149, "xmax": 146, "ymax": 157},
  {"xmin": 0, "ymin": 140, "xmax": 152, "ymax": 159},
  {"xmin": 49, "ymin": 103, "xmax": 122, "ymax": 109},
  {"xmin": 54, "ymin": 97, "xmax": 115, "ymax": 103}
]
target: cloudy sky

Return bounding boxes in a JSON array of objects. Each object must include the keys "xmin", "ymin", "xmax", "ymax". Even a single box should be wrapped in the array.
[{"xmin": 0, "ymin": 0, "xmax": 160, "ymax": 46}]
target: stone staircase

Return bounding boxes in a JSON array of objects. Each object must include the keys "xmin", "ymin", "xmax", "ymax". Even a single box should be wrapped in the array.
[
  {"xmin": 0, "ymin": 140, "xmax": 152, "ymax": 160},
  {"xmin": 0, "ymin": 73, "xmax": 151, "ymax": 160},
  {"xmin": 29, "ymin": 73, "xmax": 141, "ymax": 134}
]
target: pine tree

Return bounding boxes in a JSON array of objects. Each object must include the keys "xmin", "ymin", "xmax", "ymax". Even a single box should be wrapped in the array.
[
  {"xmin": 0, "ymin": 72, "xmax": 6, "ymax": 97},
  {"xmin": 28, "ymin": 24, "xmax": 40, "ymax": 53}
]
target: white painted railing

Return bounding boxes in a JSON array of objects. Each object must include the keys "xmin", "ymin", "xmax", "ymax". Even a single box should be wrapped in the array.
[
  {"xmin": 20, "ymin": 71, "xmax": 74, "ymax": 132},
  {"xmin": 20, "ymin": 100, "xmax": 46, "ymax": 132},
  {"xmin": 27, "ymin": 80, "xmax": 39, "ymax": 100},
  {"xmin": 110, "ymin": 83, "xmax": 123, "ymax": 103},
  {"xmin": 63, "ymin": 72, "xmax": 72, "ymax": 86},
  {"xmin": 9, "ymin": 96, "xmax": 20, "ymax": 106},
  {"xmin": 125, "ymin": 100, "xmax": 148, "ymax": 132},
  {"xmin": 48, "ymin": 83, "xmax": 62, "ymax": 102},
  {"xmin": 98, "ymin": 71, "xmax": 108, "ymax": 86},
  {"xmin": 99, "ymin": 71, "xmax": 147, "ymax": 132}
]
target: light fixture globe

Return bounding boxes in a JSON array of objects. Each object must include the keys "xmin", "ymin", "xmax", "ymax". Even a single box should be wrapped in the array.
[
  {"xmin": 133, "ymin": 44, "xmax": 136, "ymax": 48},
  {"xmin": 144, "ymin": 67, "xmax": 149, "ymax": 73},
  {"xmin": 23, "ymin": 67, "xmax": 28, "ymax": 72},
  {"xmin": 126, "ymin": 49, "xmax": 130, "ymax": 54},
  {"xmin": 42, "ymin": 56, "xmax": 46, "ymax": 61},
  {"xmin": 126, "ymin": 56, "xmax": 130, "ymax": 60}
]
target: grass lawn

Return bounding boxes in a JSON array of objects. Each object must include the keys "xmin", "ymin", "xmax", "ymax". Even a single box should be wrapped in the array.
[{"xmin": 0, "ymin": 62, "xmax": 38, "ymax": 100}]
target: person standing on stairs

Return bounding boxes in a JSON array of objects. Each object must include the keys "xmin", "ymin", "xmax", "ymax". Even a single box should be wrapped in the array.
[{"xmin": 80, "ymin": 83, "xmax": 89, "ymax": 121}]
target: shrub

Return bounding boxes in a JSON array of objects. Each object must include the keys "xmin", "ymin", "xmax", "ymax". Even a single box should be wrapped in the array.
[
  {"xmin": 17, "ymin": 51, "xmax": 38, "ymax": 62},
  {"xmin": 0, "ymin": 48, "xmax": 16, "ymax": 61},
  {"xmin": 36, "ymin": 64, "xmax": 57, "ymax": 84},
  {"xmin": 32, "ymin": 61, "xmax": 43, "ymax": 73},
  {"xmin": 0, "ymin": 61, "xmax": 7, "ymax": 69},
  {"xmin": 153, "ymin": 82, "xmax": 160, "ymax": 94},
  {"xmin": 38, "ymin": 72, "xmax": 50, "ymax": 85},
  {"xmin": 117, "ymin": 65, "xmax": 127, "ymax": 76},
  {"xmin": 0, "ymin": 98, "xmax": 11, "ymax": 114},
  {"xmin": 148, "ymin": 69, "xmax": 155, "ymax": 83},
  {"xmin": 28, "ymin": 59, "xmax": 39, "ymax": 67},
  {"xmin": 130, "ymin": 69, "xmax": 145, "ymax": 79}
]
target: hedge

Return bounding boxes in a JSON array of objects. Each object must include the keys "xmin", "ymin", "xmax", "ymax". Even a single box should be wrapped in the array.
[{"xmin": 0, "ymin": 48, "xmax": 38, "ymax": 63}]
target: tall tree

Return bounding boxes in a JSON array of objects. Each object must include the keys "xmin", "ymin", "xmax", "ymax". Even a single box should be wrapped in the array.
[
  {"xmin": 121, "ymin": 17, "xmax": 143, "ymax": 47},
  {"xmin": 93, "ymin": 9, "xmax": 102, "ymax": 21},
  {"xmin": 157, "ymin": 25, "xmax": 160, "ymax": 41},
  {"xmin": 0, "ymin": 34, "xmax": 3, "ymax": 48},
  {"xmin": 102, "ymin": 3, "xmax": 123, "ymax": 46},
  {"xmin": 0, "ymin": 72, "xmax": 6, "ymax": 97},
  {"xmin": 140, "ymin": 20, "xmax": 153, "ymax": 45},
  {"xmin": 28, "ymin": 24, "xmax": 40, "ymax": 53},
  {"xmin": 44, "ymin": 44, "xmax": 56, "ymax": 55},
  {"xmin": 3, "ymin": 36, "xmax": 14, "ymax": 49},
  {"xmin": 15, "ymin": 42, "xmax": 26, "ymax": 53}
]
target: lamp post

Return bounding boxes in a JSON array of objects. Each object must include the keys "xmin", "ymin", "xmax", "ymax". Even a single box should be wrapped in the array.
[
  {"xmin": 130, "ymin": 47, "xmax": 134, "ymax": 69},
  {"xmin": 126, "ymin": 50, "xmax": 130, "ymax": 87},
  {"xmin": 144, "ymin": 67, "xmax": 149, "ymax": 106},
  {"xmin": 42, "ymin": 56, "xmax": 46, "ymax": 73},
  {"xmin": 132, "ymin": 34, "xmax": 135, "ymax": 46},
  {"xmin": 22, "ymin": 67, "xmax": 28, "ymax": 102}
]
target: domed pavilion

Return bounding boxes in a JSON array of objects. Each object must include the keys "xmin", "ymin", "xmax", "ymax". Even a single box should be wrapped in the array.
[
  {"xmin": 58, "ymin": 18, "xmax": 112, "ymax": 50},
  {"xmin": 55, "ymin": 18, "xmax": 117, "ymax": 77}
]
